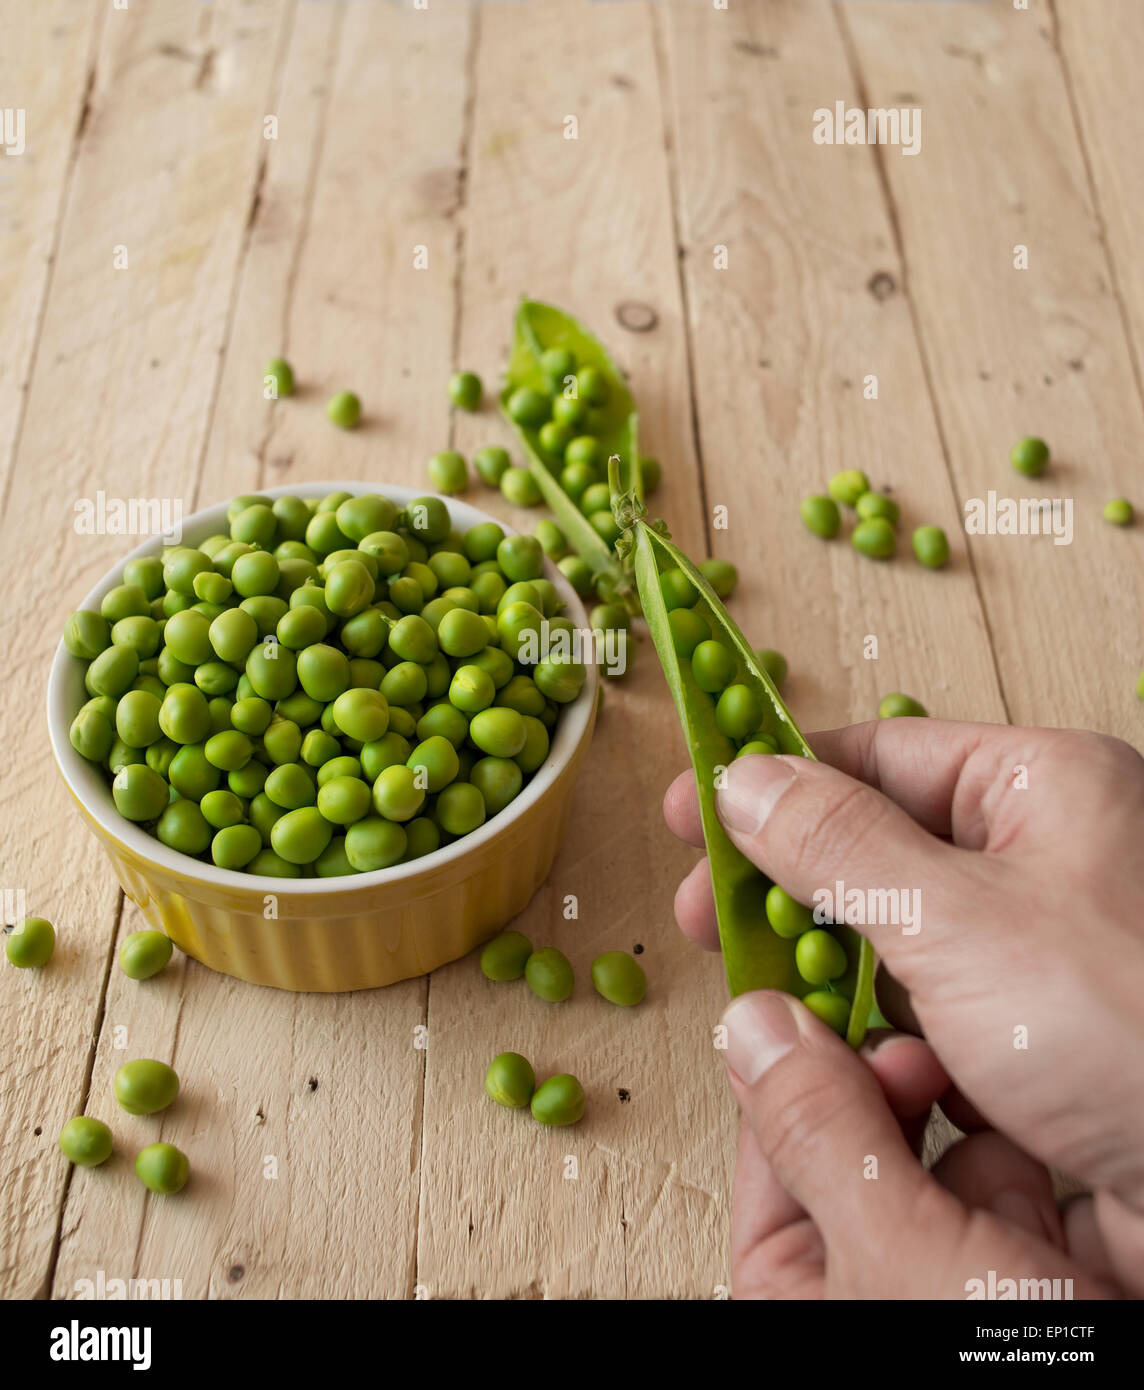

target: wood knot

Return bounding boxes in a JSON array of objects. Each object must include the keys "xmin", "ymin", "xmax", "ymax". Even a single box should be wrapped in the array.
[
  {"xmin": 867, "ymin": 271, "xmax": 897, "ymax": 302},
  {"xmin": 615, "ymin": 301, "xmax": 658, "ymax": 333}
]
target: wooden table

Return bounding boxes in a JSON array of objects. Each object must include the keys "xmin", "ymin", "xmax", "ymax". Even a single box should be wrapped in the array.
[{"xmin": 3, "ymin": 0, "xmax": 1142, "ymax": 1301}]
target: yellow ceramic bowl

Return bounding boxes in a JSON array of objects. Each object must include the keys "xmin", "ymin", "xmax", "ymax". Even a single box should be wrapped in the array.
[{"xmin": 48, "ymin": 483, "xmax": 598, "ymax": 991}]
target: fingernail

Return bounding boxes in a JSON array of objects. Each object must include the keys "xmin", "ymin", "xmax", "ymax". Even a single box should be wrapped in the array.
[
  {"xmin": 717, "ymin": 756, "xmax": 797, "ymax": 836},
  {"xmin": 990, "ymin": 1189, "xmax": 1049, "ymax": 1240},
  {"xmin": 721, "ymin": 992, "xmax": 800, "ymax": 1086}
]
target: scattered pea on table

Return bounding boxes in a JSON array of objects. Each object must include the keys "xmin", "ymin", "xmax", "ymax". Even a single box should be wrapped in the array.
[
  {"xmin": 5, "ymin": 916, "xmax": 55, "ymax": 968},
  {"xmin": 485, "ymin": 1052, "xmax": 536, "ymax": 1109}
]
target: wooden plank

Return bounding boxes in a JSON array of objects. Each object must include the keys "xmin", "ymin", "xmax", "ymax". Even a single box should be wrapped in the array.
[
  {"xmin": 53, "ymin": 0, "xmax": 473, "ymax": 1300},
  {"xmin": 420, "ymin": 0, "xmax": 736, "ymax": 1300},
  {"xmin": 839, "ymin": 0, "xmax": 1144, "ymax": 741},
  {"xmin": 0, "ymin": 0, "xmax": 290, "ymax": 1301}
]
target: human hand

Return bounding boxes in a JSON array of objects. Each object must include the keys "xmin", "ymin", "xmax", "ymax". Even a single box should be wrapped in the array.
[{"xmin": 665, "ymin": 719, "xmax": 1144, "ymax": 1298}]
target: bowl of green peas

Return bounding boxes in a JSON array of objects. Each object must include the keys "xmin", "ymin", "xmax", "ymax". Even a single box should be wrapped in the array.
[{"xmin": 48, "ymin": 483, "xmax": 598, "ymax": 992}]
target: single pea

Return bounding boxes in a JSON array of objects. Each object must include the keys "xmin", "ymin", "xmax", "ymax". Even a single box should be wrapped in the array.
[
  {"xmin": 698, "ymin": 558, "xmax": 738, "ymax": 599},
  {"xmin": 1103, "ymin": 498, "xmax": 1133, "ymax": 526},
  {"xmin": 316, "ymin": 776, "xmax": 373, "ymax": 826},
  {"xmin": 552, "ymin": 394, "xmax": 587, "ymax": 429},
  {"xmin": 589, "ymin": 510, "xmax": 621, "ymax": 545},
  {"xmin": 540, "ymin": 345, "xmax": 576, "ymax": 386},
  {"xmin": 449, "ymin": 370, "xmax": 482, "ymax": 411},
  {"xmin": 435, "ymin": 781, "xmax": 486, "ymax": 836},
  {"xmin": 756, "ymin": 648, "xmax": 788, "ymax": 689},
  {"xmin": 800, "ymin": 495, "xmax": 841, "ymax": 539},
  {"xmin": 479, "ymin": 930, "xmax": 533, "ymax": 981},
  {"xmin": 336, "ymin": 494, "xmax": 398, "ymax": 541},
  {"xmin": 428, "ymin": 450, "xmax": 468, "ymax": 494},
  {"xmin": 264, "ymin": 356, "xmax": 294, "ymax": 397},
  {"xmin": 332, "ymin": 687, "xmax": 389, "ymax": 742},
  {"xmin": 269, "ymin": 807, "xmax": 332, "ymax": 865},
  {"xmin": 667, "ymin": 608, "xmax": 707, "ymax": 659},
  {"xmin": 416, "ymin": 702, "xmax": 470, "ymax": 747},
  {"xmin": 561, "ymin": 460, "xmax": 596, "ymax": 502},
  {"xmin": 264, "ymin": 764, "xmax": 317, "ymax": 810},
  {"xmin": 485, "ymin": 1052, "xmax": 536, "ymax": 1109},
  {"xmin": 851, "ymin": 517, "xmax": 897, "ymax": 559},
  {"xmin": 473, "ymin": 446, "xmax": 511, "ymax": 488},
  {"xmin": 389, "ymin": 614, "xmax": 438, "ymax": 664},
  {"xmin": 58, "ymin": 1115, "xmax": 114, "ymax": 1167},
  {"xmin": 470, "ymin": 756, "xmax": 523, "ymax": 815},
  {"xmin": 513, "ymin": 715, "xmax": 549, "ymax": 774},
  {"xmin": 500, "ymin": 466, "xmax": 543, "ymax": 508},
  {"xmin": 64, "ymin": 609, "xmax": 111, "ymax": 660},
  {"xmin": 212, "ymin": 823, "xmax": 264, "ymax": 868},
  {"xmin": 576, "ymin": 365, "xmax": 609, "ymax": 407},
  {"xmin": 200, "ymin": 788, "xmax": 245, "ymax": 829},
  {"xmin": 401, "ymin": 817, "xmax": 440, "ymax": 862},
  {"xmin": 114, "ymin": 1058, "xmax": 179, "ymax": 1115},
  {"xmin": 204, "ymin": 729, "xmax": 253, "ymax": 772},
  {"xmin": 344, "ymin": 816, "xmax": 407, "ymax": 871},
  {"xmin": 538, "ymin": 420, "xmax": 573, "ymax": 458},
  {"xmin": 579, "ymin": 481, "xmax": 611, "ymax": 517},
  {"xmin": 470, "ymin": 706, "xmax": 526, "ymax": 758},
  {"xmin": 795, "ymin": 929, "xmax": 848, "ymax": 985},
  {"xmin": 1137, "ymin": 671, "xmax": 1144, "ymax": 702},
  {"xmin": 70, "ymin": 706, "xmax": 115, "ymax": 762},
  {"xmin": 765, "ymin": 885, "xmax": 815, "ymax": 939},
  {"xmin": 112, "ymin": 763, "xmax": 170, "ymax": 822},
  {"xmin": 565, "ymin": 435, "xmax": 602, "ymax": 471},
  {"xmin": 1010, "ymin": 436, "xmax": 1049, "ymax": 477},
  {"xmin": 533, "ymin": 519, "xmax": 568, "ymax": 561},
  {"xmin": 119, "ymin": 929, "xmax": 174, "ymax": 981},
  {"xmin": 530, "ymin": 1074, "xmax": 585, "ymax": 1127},
  {"xmin": 101, "ymin": 583, "xmax": 151, "ymax": 623},
  {"xmin": 135, "ymin": 1142, "xmax": 190, "ymax": 1195},
  {"xmin": 449, "ymin": 663, "xmax": 496, "ymax": 713},
  {"xmin": 327, "ymin": 390, "xmax": 362, "ymax": 429},
  {"xmin": 407, "ymin": 735, "xmax": 460, "ymax": 793},
  {"xmin": 855, "ymin": 491, "xmax": 900, "ymax": 526},
  {"xmin": 167, "ymin": 744, "xmax": 221, "ymax": 802},
  {"xmin": 438, "ymin": 607, "xmax": 490, "ymax": 659},
  {"xmin": 802, "ymin": 991, "xmax": 851, "ymax": 1036},
  {"xmin": 912, "ymin": 525, "xmax": 950, "ymax": 569},
  {"xmin": 715, "ymin": 684, "xmax": 764, "ymax": 741},
  {"xmin": 691, "ymin": 639, "xmax": 737, "ymax": 694},
  {"xmin": 372, "ymin": 764, "xmax": 426, "ymax": 822},
  {"xmin": 5, "ymin": 917, "xmax": 55, "ymax": 968},
  {"xmin": 524, "ymin": 947, "xmax": 574, "ymax": 1002},
  {"xmin": 533, "ymin": 659, "xmax": 586, "ymax": 704},
  {"xmin": 86, "ymin": 644, "xmax": 139, "ymax": 699},
  {"xmin": 878, "ymin": 692, "xmax": 927, "ymax": 718},
  {"xmin": 590, "ymin": 951, "xmax": 646, "ymax": 1006},
  {"xmin": 828, "ymin": 468, "xmax": 870, "ymax": 507},
  {"xmin": 737, "ymin": 739, "xmax": 778, "ymax": 758},
  {"xmin": 506, "ymin": 386, "xmax": 551, "ymax": 427},
  {"xmin": 557, "ymin": 554, "xmax": 594, "ymax": 597},
  {"xmin": 123, "ymin": 555, "xmax": 166, "ymax": 599}
]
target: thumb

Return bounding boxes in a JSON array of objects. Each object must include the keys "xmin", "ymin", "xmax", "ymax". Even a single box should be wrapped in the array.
[
  {"xmin": 715, "ymin": 753, "xmax": 993, "ymax": 972},
  {"xmin": 722, "ymin": 991, "xmax": 962, "ymax": 1287}
]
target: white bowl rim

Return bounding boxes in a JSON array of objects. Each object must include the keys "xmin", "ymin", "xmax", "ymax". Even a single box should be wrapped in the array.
[{"xmin": 47, "ymin": 480, "xmax": 599, "ymax": 895}]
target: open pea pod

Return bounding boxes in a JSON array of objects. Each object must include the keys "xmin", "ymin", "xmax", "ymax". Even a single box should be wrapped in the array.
[
  {"xmin": 625, "ymin": 514, "xmax": 877, "ymax": 1050},
  {"xmin": 501, "ymin": 298, "xmax": 636, "ymax": 597}
]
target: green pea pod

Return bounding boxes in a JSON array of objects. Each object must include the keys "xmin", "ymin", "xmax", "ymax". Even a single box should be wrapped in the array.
[
  {"xmin": 501, "ymin": 299, "xmax": 635, "ymax": 597},
  {"xmin": 624, "ymin": 509, "xmax": 876, "ymax": 1049}
]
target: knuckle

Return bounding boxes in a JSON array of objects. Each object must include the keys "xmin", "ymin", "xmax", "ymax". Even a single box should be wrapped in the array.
[{"xmin": 784, "ymin": 781, "xmax": 892, "ymax": 883}]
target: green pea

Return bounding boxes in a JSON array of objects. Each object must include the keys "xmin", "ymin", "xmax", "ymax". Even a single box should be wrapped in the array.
[
  {"xmin": 851, "ymin": 517, "xmax": 897, "ymax": 559},
  {"xmin": 406, "ymin": 735, "xmax": 459, "ymax": 794},
  {"xmin": 473, "ymin": 447, "xmax": 511, "ymax": 488},
  {"xmin": 756, "ymin": 648, "xmax": 788, "ymax": 689},
  {"xmin": 496, "ymin": 601, "xmax": 544, "ymax": 664},
  {"xmin": 485, "ymin": 1052, "xmax": 536, "ymax": 1109},
  {"xmin": 265, "ymin": 763, "xmax": 316, "ymax": 810},
  {"xmin": 795, "ymin": 929, "xmax": 848, "ymax": 985},
  {"xmin": 135, "ymin": 1142, "xmax": 190, "ymax": 1195},
  {"xmin": 70, "ymin": 706, "xmax": 114, "ymax": 762},
  {"xmin": 470, "ymin": 707, "xmax": 526, "ymax": 758},
  {"xmin": 416, "ymin": 702, "xmax": 469, "ymax": 747},
  {"xmin": 552, "ymin": 394, "xmax": 587, "ymax": 429},
  {"xmin": 262, "ymin": 356, "xmax": 294, "ymax": 397},
  {"xmin": 58, "ymin": 1116, "xmax": 113, "ymax": 1167},
  {"xmin": 506, "ymin": 386, "xmax": 551, "ymax": 427},
  {"xmin": 327, "ymin": 390, "xmax": 362, "ymax": 429},
  {"xmin": 479, "ymin": 930, "xmax": 533, "ymax": 981},
  {"xmin": 576, "ymin": 365, "xmax": 609, "ymax": 407},
  {"xmin": 513, "ymin": 716, "xmax": 549, "ymax": 774},
  {"xmin": 533, "ymin": 519, "xmax": 568, "ymax": 561},
  {"xmin": 5, "ymin": 917, "xmax": 55, "ymax": 968},
  {"xmin": 802, "ymin": 991, "xmax": 851, "ymax": 1036},
  {"xmin": 372, "ymin": 764, "xmax": 426, "ymax": 821},
  {"xmin": 448, "ymin": 370, "xmax": 482, "ymax": 410},
  {"xmin": 912, "ymin": 525, "xmax": 950, "ymax": 569},
  {"xmin": 530, "ymin": 1074, "xmax": 585, "ymax": 1127},
  {"xmin": 444, "ymin": 663, "xmax": 493, "ymax": 714},
  {"xmin": 204, "ymin": 729, "xmax": 252, "ymax": 772},
  {"xmin": 247, "ymin": 849, "xmax": 301, "ymax": 877},
  {"xmin": 244, "ymin": 641, "xmax": 298, "ymax": 702},
  {"xmin": 667, "ymin": 608, "xmax": 707, "ymax": 659},
  {"xmin": 113, "ymin": 763, "xmax": 169, "ymax": 822},
  {"xmin": 64, "ymin": 609, "xmax": 111, "ymax": 660},
  {"xmin": 341, "ymin": 816, "xmax": 405, "ymax": 871},
  {"xmin": 1137, "ymin": 670, "xmax": 1144, "ymax": 702},
  {"xmin": 1010, "ymin": 436, "xmax": 1049, "ymax": 477},
  {"xmin": 561, "ymin": 460, "xmax": 596, "ymax": 502},
  {"xmin": 387, "ymin": 614, "xmax": 436, "ymax": 665},
  {"xmin": 311, "ymin": 776, "xmax": 368, "ymax": 826},
  {"xmin": 167, "ymin": 744, "xmax": 220, "ymax": 801},
  {"xmin": 200, "ymin": 789, "xmax": 245, "ymax": 829},
  {"xmin": 114, "ymin": 1058, "xmax": 179, "ymax": 1115},
  {"xmin": 164, "ymin": 548, "xmax": 213, "ymax": 597},
  {"xmin": 262, "ymin": 716, "xmax": 302, "ymax": 765},
  {"xmin": 589, "ymin": 510, "xmax": 621, "ymax": 545},
  {"xmin": 437, "ymin": 608, "xmax": 489, "ymax": 659},
  {"xmin": 565, "ymin": 435, "xmax": 601, "ymax": 471},
  {"xmin": 428, "ymin": 450, "xmax": 468, "ymax": 494},
  {"xmin": 698, "ymin": 559, "xmax": 738, "ymax": 599},
  {"xmin": 500, "ymin": 467, "xmax": 543, "ymax": 508},
  {"xmin": 111, "ymin": 614, "xmax": 161, "ymax": 659},
  {"xmin": 828, "ymin": 469, "xmax": 870, "ymax": 507},
  {"xmin": 212, "ymin": 823, "xmax": 264, "ymax": 868},
  {"xmin": 557, "ymin": 554, "xmax": 594, "ymax": 598},
  {"xmin": 337, "ymin": 495, "xmax": 398, "ymax": 542},
  {"xmin": 228, "ymin": 761, "xmax": 267, "ymax": 798},
  {"xmin": 765, "ymin": 885, "xmax": 815, "ymax": 939},
  {"xmin": 737, "ymin": 739, "xmax": 778, "ymax": 758},
  {"xmin": 1103, "ymin": 498, "xmax": 1133, "ymax": 526},
  {"xmin": 800, "ymin": 495, "xmax": 841, "ymax": 539},
  {"xmin": 855, "ymin": 491, "xmax": 899, "ymax": 526},
  {"xmin": 470, "ymin": 756, "xmax": 523, "ymax": 815},
  {"xmin": 540, "ymin": 345, "xmax": 575, "ymax": 384},
  {"xmin": 524, "ymin": 947, "xmax": 574, "ymax": 1003},
  {"xmin": 120, "ymin": 930, "xmax": 174, "ymax": 981},
  {"xmin": 231, "ymin": 696, "xmax": 273, "ymax": 736},
  {"xmin": 691, "ymin": 639, "xmax": 736, "ymax": 694},
  {"xmin": 267, "ymin": 807, "xmax": 331, "ymax": 865},
  {"xmin": 86, "ymin": 644, "xmax": 139, "ymax": 699},
  {"xmin": 590, "ymin": 951, "xmax": 646, "ymax": 1006},
  {"xmin": 579, "ymin": 481, "xmax": 611, "ymax": 516},
  {"xmin": 328, "ymin": 687, "xmax": 387, "ymax": 743},
  {"xmin": 123, "ymin": 555, "xmax": 166, "ymax": 599},
  {"xmin": 715, "ymin": 684, "xmax": 764, "ymax": 741},
  {"xmin": 435, "ymin": 781, "xmax": 486, "ymax": 835},
  {"xmin": 102, "ymin": 583, "xmax": 151, "ymax": 623},
  {"xmin": 878, "ymin": 692, "xmax": 927, "ymax": 719},
  {"xmin": 533, "ymin": 659, "xmax": 586, "ymax": 705},
  {"xmin": 538, "ymin": 420, "xmax": 572, "ymax": 458}
]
